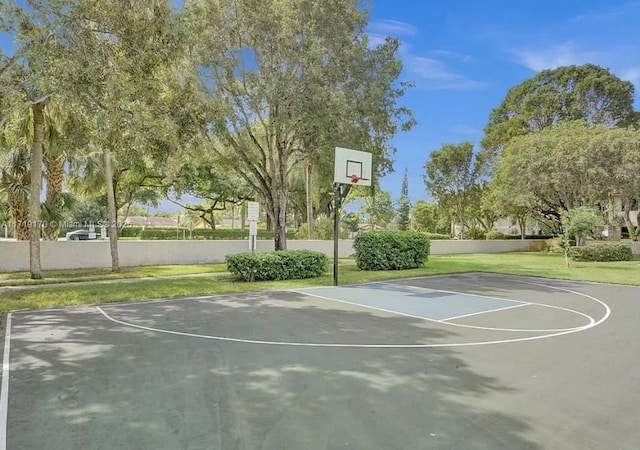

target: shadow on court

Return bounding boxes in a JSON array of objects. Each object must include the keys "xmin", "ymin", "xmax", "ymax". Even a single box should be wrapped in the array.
[{"xmin": 7, "ymin": 290, "xmax": 543, "ymax": 450}]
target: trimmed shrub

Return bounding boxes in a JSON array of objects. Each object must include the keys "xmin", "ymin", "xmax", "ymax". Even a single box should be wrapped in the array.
[
  {"xmin": 118, "ymin": 226, "xmax": 144, "ymax": 237},
  {"xmin": 569, "ymin": 243, "xmax": 633, "ymax": 262},
  {"xmin": 486, "ymin": 230, "xmax": 506, "ymax": 240},
  {"xmin": 466, "ymin": 227, "xmax": 486, "ymax": 240},
  {"xmin": 422, "ymin": 232, "xmax": 450, "ymax": 240},
  {"xmin": 354, "ymin": 231, "xmax": 430, "ymax": 271},
  {"xmin": 226, "ymin": 250, "xmax": 328, "ymax": 281}
]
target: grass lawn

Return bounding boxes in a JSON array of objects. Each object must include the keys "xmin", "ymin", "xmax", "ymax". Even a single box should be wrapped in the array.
[
  {"xmin": 0, "ymin": 252, "xmax": 638, "ymax": 313},
  {"xmin": 0, "ymin": 264, "xmax": 228, "ymax": 286}
]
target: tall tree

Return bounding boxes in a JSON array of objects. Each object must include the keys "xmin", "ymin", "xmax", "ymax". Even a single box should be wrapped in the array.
[
  {"xmin": 183, "ymin": 0, "xmax": 413, "ymax": 250},
  {"xmin": 423, "ymin": 142, "xmax": 489, "ymax": 238},
  {"xmin": 397, "ymin": 167, "xmax": 410, "ymax": 230},
  {"xmin": 361, "ymin": 190, "xmax": 395, "ymax": 230},
  {"xmin": 494, "ymin": 121, "xmax": 624, "ymax": 221},
  {"xmin": 28, "ymin": 97, "xmax": 46, "ymax": 278},
  {"xmin": 21, "ymin": 0, "xmax": 185, "ymax": 271},
  {"xmin": 411, "ymin": 201, "xmax": 447, "ymax": 234},
  {"xmin": 482, "ymin": 64, "xmax": 635, "ymax": 156},
  {"xmin": 1, "ymin": 1, "xmax": 60, "ymax": 278}
]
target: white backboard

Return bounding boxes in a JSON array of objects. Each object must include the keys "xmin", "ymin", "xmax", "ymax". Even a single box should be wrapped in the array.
[
  {"xmin": 334, "ymin": 147, "xmax": 372, "ymax": 186},
  {"xmin": 247, "ymin": 201, "xmax": 260, "ymax": 221}
]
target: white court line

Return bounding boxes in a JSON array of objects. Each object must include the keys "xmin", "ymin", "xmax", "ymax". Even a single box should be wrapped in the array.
[
  {"xmin": 289, "ymin": 290, "xmax": 443, "ymax": 323},
  {"xmin": 290, "ymin": 289, "xmax": 591, "ymax": 333},
  {"xmin": 96, "ymin": 279, "xmax": 610, "ymax": 348},
  {"xmin": 369, "ymin": 281, "xmax": 527, "ymax": 305},
  {"xmin": 0, "ymin": 313, "xmax": 12, "ymax": 450},
  {"xmin": 438, "ymin": 303, "xmax": 530, "ymax": 322},
  {"xmin": 288, "ymin": 288, "xmax": 595, "ymax": 333}
]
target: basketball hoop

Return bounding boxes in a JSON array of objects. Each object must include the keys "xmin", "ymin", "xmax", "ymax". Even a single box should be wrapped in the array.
[{"xmin": 350, "ymin": 174, "xmax": 360, "ymax": 184}]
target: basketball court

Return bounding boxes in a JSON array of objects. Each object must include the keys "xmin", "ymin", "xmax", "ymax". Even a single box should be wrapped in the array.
[{"xmin": 2, "ymin": 273, "xmax": 638, "ymax": 449}]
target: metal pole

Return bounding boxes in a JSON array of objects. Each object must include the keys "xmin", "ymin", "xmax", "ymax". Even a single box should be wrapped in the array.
[{"xmin": 333, "ymin": 183, "xmax": 340, "ymax": 286}]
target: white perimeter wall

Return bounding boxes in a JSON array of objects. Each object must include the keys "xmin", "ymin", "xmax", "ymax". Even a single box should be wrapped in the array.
[{"xmin": 0, "ymin": 238, "xmax": 581, "ymax": 273}]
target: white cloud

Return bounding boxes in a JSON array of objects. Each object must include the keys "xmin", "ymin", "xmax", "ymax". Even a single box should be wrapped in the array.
[
  {"xmin": 407, "ymin": 56, "xmax": 486, "ymax": 90},
  {"xmin": 512, "ymin": 41, "xmax": 606, "ymax": 72},
  {"xmin": 451, "ymin": 124, "xmax": 482, "ymax": 136},
  {"xmin": 366, "ymin": 32, "xmax": 388, "ymax": 49},
  {"xmin": 621, "ymin": 67, "xmax": 640, "ymax": 85},
  {"xmin": 367, "ymin": 20, "xmax": 418, "ymax": 37},
  {"xmin": 430, "ymin": 49, "xmax": 472, "ymax": 62},
  {"xmin": 367, "ymin": 19, "xmax": 484, "ymax": 90},
  {"xmin": 570, "ymin": 1, "xmax": 640, "ymax": 23},
  {"xmin": 510, "ymin": 41, "xmax": 640, "ymax": 89}
]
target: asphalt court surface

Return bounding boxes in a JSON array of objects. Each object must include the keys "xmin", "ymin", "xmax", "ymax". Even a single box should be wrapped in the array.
[
  {"xmin": 2, "ymin": 273, "xmax": 639, "ymax": 449},
  {"xmin": 294, "ymin": 282, "xmax": 530, "ymax": 321}
]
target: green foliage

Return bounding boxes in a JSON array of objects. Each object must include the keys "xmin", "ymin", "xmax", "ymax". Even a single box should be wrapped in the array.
[
  {"xmin": 483, "ymin": 64, "xmax": 635, "ymax": 154},
  {"xmin": 297, "ymin": 217, "xmax": 348, "ymax": 240},
  {"xmin": 561, "ymin": 206, "xmax": 605, "ymax": 246},
  {"xmin": 495, "ymin": 121, "xmax": 640, "ymax": 227},
  {"xmin": 138, "ymin": 227, "xmax": 296, "ymax": 240},
  {"xmin": 486, "ymin": 230, "xmax": 506, "ymax": 240},
  {"xmin": 466, "ymin": 227, "xmax": 486, "ymax": 240},
  {"xmin": 423, "ymin": 141, "xmax": 489, "ymax": 238},
  {"xmin": 361, "ymin": 190, "xmax": 395, "ymax": 230},
  {"xmin": 353, "ymin": 231, "xmax": 430, "ymax": 271},
  {"xmin": 118, "ymin": 226, "xmax": 144, "ymax": 238},
  {"xmin": 225, "ymin": 250, "xmax": 328, "ymax": 282},
  {"xmin": 569, "ymin": 243, "xmax": 633, "ymax": 262},
  {"xmin": 397, "ymin": 168, "xmax": 411, "ymax": 231},
  {"xmin": 183, "ymin": 0, "xmax": 414, "ymax": 249},
  {"xmin": 422, "ymin": 232, "xmax": 450, "ymax": 240},
  {"xmin": 411, "ymin": 201, "xmax": 449, "ymax": 234},
  {"xmin": 547, "ymin": 237, "xmax": 570, "ymax": 253},
  {"xmin": 342, "ymin": 212, "xmax": 361, "ymax": 234}
]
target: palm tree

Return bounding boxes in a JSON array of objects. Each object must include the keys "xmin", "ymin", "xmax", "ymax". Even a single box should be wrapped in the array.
[
  {"xmin": 0, "ymin": 146, "xmax": 31, "ymax": 240},
  {"xmin": 41, "ymin": 101, "xmax": 80, "ymax": 240}
]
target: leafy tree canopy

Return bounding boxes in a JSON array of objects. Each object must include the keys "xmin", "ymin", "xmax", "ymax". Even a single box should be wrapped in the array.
[{"xmin": 482, "ymin": 64, "xmax": 635, "ymax": 155}]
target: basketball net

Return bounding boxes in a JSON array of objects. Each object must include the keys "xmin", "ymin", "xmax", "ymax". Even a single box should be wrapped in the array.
[{"xmin": 350, "ymin": 174, "xmax": 360, "ymax": 184}]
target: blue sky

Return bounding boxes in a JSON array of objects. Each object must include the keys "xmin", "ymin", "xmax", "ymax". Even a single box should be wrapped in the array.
[
  {"xmin": 367, "ymin": 0, "xmax": 640, "ymax": 203},
  {"xmin": 3, "ymin": 0, "xmax": 640, "ymax": 212}
]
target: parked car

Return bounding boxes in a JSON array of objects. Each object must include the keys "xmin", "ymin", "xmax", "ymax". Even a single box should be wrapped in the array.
[{"xmin": 65, "ymin": 229, "xmax": 97, "ymax": 241}]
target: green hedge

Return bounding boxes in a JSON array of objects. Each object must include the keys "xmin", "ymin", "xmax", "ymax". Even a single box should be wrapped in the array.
[
  {"xmin": 119, "ymin": 226, "xmax": 144, "ymax": 237},
  {"xmin": 485, "ymin": 231, "xmax": 555, "ymax": 240},
  {"xmin": 466, "ymin": 228, "xmax": 486, "ymax": 240},
  {"xmin": 569, "ymin": 243, "xmax": 633, "ymax": 262},
  {"xmin": 138, "ymin": 228, "xmax": 296, "ymax": 240},
  {"xmin": 226, "ymin": 250, "xmax": 328, "ymax": 281},
  {"xmin": 354, "ymin": 231, "xmax": 430, "ymax": 271},
  {"xmin": 422, "ymin": 232, "xmax": 450, "ymax": 240}
]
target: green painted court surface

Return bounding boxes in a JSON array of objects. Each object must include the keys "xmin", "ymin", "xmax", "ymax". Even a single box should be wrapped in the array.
[{"xmin": 2, "ymin": 273, "xmax": 639, "ymax": 449}]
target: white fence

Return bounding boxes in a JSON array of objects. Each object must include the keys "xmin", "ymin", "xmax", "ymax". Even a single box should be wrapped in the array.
[{"xmin": 1, "ymin": 238, "xmax": 552, "ymax": 272}]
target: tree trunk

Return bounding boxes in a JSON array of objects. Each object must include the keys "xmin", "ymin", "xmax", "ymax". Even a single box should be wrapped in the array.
[
  {"xmin": 9, "ymin": 195, "xmax": 29, "ymax": 240},
  {"xmin": 266, "ymin": 190, "xmax": 289, "ymax": 250},
  {"xmin": 240, "ymin": 201, "xmax": 246, "ymax": 230},
  {"xmin": 305, "ymin": 161, "xmax": 314, "ymax": 239},
  {"xmin": 103, "ymin": 147, "xmax": 120, "ymax": 272},
  {"xmin": 622, "ymin": 206, "xmax": 639, "ymax": 241},
  {"xmin": 607, "ymin": 193, "xmax": 622, "ymax": 241},
  {"xmin": 29, "ymin": 102, "xmax": 45, "ymax": 279},
  {"xmin": 274, "ymin": 190, "xmax": 288, "ymax": 250},
  {"xmin": 518, "ymin": 215, "xmax": 527, "ymax": 240}
]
